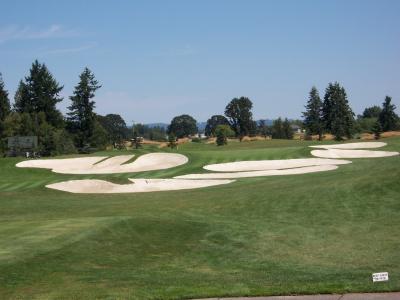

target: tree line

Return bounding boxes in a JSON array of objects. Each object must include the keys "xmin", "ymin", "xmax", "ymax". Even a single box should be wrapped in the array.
[
  {"xmin": 303, "ymin": 82, "xmax": 399, "ymax": 140},
  {"xmin": 1, "ymin": 60, "xmax": 399, "ymax": 154},
  {"xmin": 0, "ymin": 61, "xmax": 130, "ymax": 155},
  {"xmin": 166, "ymin": 82, "xmax": 399, "ymax": 145}
]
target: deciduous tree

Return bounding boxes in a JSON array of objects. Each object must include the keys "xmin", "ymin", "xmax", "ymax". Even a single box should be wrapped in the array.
[
  {"xmin": 167, "ymin": 114, "xmax": 197, "ymax": 138},
  {"xmin": 205, "ymin": 115, "xmax": 230, "ymax": 137},
  {"xmin": 224, "ymin": 97, "xmax": 254, "ymax": 139}
]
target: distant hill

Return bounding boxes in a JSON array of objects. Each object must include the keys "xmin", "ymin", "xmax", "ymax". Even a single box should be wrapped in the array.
[
  {"xmin": 257, "ymin": 119, "xmax": 273, "ymax": 126},
  {"xmin": 145, "ymin": 123, "xmax": 169, "ymax": 129}
]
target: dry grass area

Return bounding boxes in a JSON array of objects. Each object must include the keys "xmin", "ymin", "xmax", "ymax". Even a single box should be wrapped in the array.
[{"xmin": 382, "ymin": 131, "xmax": 400, "ymax": 138}]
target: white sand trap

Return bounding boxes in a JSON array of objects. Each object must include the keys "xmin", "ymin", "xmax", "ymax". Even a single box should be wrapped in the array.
[
  {"xmin": 46, "ymin": 178, "xmax": 233, "ymax": 193},
  {"xmin": 311, "ymin": 149, "xmax": 399, "ymax": 159},
  {"xmin": 16, "ymin": 153, "xmax": 188, "ymax": 174},
  {"xmin": 204, "ymin": 158, "xmax": 351, "ymax": 172},
  {"xmin": 175, "ymin": 165, "xmax": 339, "ymax": 179},
  {"xmin": 310, "ymin": 142, "xmax": 387, "ymax": 149},
  {"xmin": 16, "ymin": 156, "xmax": 107, "ymax": 171}
]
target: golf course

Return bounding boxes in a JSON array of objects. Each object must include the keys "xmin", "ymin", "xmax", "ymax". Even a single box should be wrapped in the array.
[{"xmin": 1, "ymin": 137, "xmax": 399, "ymax": 299}]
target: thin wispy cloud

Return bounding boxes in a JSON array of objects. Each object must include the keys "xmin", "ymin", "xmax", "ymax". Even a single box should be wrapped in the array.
[
  {"xmin": 0, "ymin": 24, "xmax": 79, "ymax": 43},
  {"xmin": 40, "ymin": 42, "xmax": 97, "ymax": 56}
]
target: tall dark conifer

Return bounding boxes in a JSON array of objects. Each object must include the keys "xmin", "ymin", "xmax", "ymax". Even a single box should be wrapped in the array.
[
  {"xmin": 0, "ymin": 73, "xmax": 10, "ymax": 123},
  {"xmin": 379, "ymin": 96, "xmax": 398, "ymax": 131},
  {"xmin": 322, "ymin": 82, "xmax": 354, "ymax": 140},
  {"xmin": 67, "ymin": 68, "xmax": 101, "ymax": 147},
  {"xmin": 14, "ymin": 60, "xmax": 63, "ymax": 128},
  {"xmin": 302, "ymin": 86, "xmax": 323, "ymax": 140},
  {"xmin": 0, "ymin": 73, "xmax": 11, "ymax": 140}
]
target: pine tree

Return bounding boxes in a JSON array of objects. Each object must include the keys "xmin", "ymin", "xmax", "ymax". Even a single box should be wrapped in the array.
[
  {"xmin": 372, "ymin": 120, "xmax": 382, "ymax": 140},
  {"xmin": 14, "ymin": 60, "xmax": 63, "ymax": 128},
  {"xmin": 0, "ymin": 73, "xmax": 10, "ymax": 123},
  {"xmin": 302, "ymin": 86, "xmax": 323, "ymax": 140},
  {"xmin": 271, "ymin": 118, "xmax": 284, "ymax": 139},
  {"xmin": 0, "ymin": 73, "xmax": 11, "ymax": 153},
  {"xmin": 378, "ymin": 96, "xmax": 398, "ymax": 131},
  {"xmin": 322, "ymin": 82, "xmax": 354, "ymax": 140},
  {"xmin": 282, "ymin": 118, "xmax": 294, "ymax": 139},
  {"xmin": 67, "ymin": 68, "xmax": 101, "ymax": 148}
]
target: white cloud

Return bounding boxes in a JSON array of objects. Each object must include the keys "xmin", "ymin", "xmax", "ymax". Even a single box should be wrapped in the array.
[{"xmin": 0, "ymin": 24, "xmax": 79, "ymax": 43}]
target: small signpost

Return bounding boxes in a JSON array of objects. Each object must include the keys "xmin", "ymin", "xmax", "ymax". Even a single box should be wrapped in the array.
[
  {"xmin": 372, "ymin": 272, "xmax": 389, "ymax": 282},
  {"xmin": 7, "ymin": 136, "xmax": 38, "ymax": 157}
]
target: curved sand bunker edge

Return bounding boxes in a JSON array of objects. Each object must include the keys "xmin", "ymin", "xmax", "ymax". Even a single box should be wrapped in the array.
[
  {"xmin": 175, "ymin": 165, "xmax": 340, "ymax": 179},
  {"xmin": 16, "ymin": 153, "xmax": 189, "ymax": 174},
  {"xmin": 311, "ymin": 149, "xmax": 399, "ymax": 159},
  {"xmin": 46, "ymin": 178, "xmax": 234, "ymax": 194},
  {"xmin": 203, "ymin": 158, "xmax": 351, "ymax": 172},
  {"xmin": 309, "ymin": 142, "xmax": 387, "ymax": 149}
]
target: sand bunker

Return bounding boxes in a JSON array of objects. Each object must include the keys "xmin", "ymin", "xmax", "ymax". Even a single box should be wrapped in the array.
[
  {"xmin": 309, "ymin": 142, "xmax": 399, "ymax": 158},
  {"xmin": 19, "ymin": 140, "xmax": 398, "ymax": 194},
  {"xmin": 204, "ymin": 158, "xmax": 350, "ymax": 172},
  {"xmin": 311, "ymin": 149, "xmax": 399, "ymax": 158},
  {"xmin": 46, "ymin": 178, "xmax": 233, "ymax": 193},
  {"xmin": 310, "ymin": 142, "xmax": 387, "ymax": 149},
  {"xmin": 175, "ymin": 165, "xmax": 339, "ymax": 179},
  {"xmin": 16, "ymin": 153, "xmax": 188, "ymax": 174}
]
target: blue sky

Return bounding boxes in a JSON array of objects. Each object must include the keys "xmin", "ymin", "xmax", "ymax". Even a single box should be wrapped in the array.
[{"xmin": 0, "ymin": 0, "xmax": 399, "ymax": 124}]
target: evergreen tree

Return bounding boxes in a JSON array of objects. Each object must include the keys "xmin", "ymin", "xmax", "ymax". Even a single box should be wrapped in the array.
[
  {"xmin": 0, "ymin": 73, "xmax": 10, "ymax": 123},
  {"xmin": 282, "ymin": 118, "xmax": 294, "ymax": 139},
  {"xmin": 378, "ymin": 96, "xmax": 398, "ymax": 131},
  {"xmin": 302, "ymin": 86, "xmax": 323, "ymax": 140},
  {"xmin": 372, "ymin": 120, "xmax": 382, "ymax": 140},
  {"xmin": 0, "ymin": 73, "xmax": 11, "ymax": 147},
  {"xmin": 14, "ymin": 60, "xmax": 64, "ymax": 128},
  {"xmin": 272, "ymin": 118, "xmax": 284, "ymax": 139},
  {"xmin": 322, "ymin": 82, "xmax": 354, "ymax": 140},
  {"xmin": 67, "ymin": 68, "xmax": 101, "ymax": 148},
  {"xmin": 257, "ymin": 120, "xmax": 271, "ymax": 138},
  {"xmin": 362, "ymin": 105, "xmax": 382, "ymax": 118}
]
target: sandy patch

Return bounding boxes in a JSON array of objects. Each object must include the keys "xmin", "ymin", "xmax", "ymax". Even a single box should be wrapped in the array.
[
  {"xmin": 310, "ymin": 142, "xmax": 387, "ymax": 149},
  {"xmin": 46, "ymin": 178, "xmax": 233, "ymax": 193},
  {"xmin": 175, "ymin": 165, "xmax": 339, "ymax": 179},
  {"xmin": 17, "ymin": 153, "xmax": 188, "ymax": 174},
  {"xmin": 16, "ymin": 156, "xmax": 106, "ymax": 171},
  {"xmin": 382, "ymin": 131, "xmax": 400, "ymax": 138},
  {"xmin": 204, "ymin": 158, "xmax": 351, "ymax": 172},
  {"xmin": 311, "ymin": 149, "xmax": 399, "ymax": 159}
]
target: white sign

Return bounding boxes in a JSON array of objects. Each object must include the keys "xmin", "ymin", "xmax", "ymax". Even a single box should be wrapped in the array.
[{"xmin": 372, "ymin": 272, "xmax": 389, "ymax": 282}]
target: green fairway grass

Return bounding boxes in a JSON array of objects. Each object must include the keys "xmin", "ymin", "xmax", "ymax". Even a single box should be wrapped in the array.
[{"xmin": 0, "ymin": 138, "xmax": 399, "ymax": 299}]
